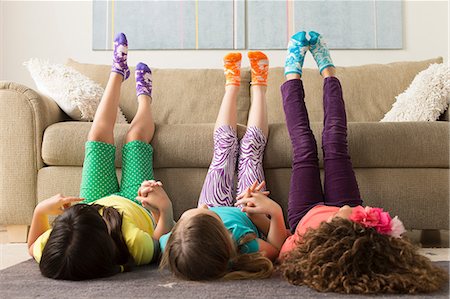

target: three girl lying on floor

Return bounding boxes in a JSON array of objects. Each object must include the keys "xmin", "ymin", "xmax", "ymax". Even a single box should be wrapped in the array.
[{"xmin": 27, "ymin": 32, "xmax": 447, "ymax": 294}]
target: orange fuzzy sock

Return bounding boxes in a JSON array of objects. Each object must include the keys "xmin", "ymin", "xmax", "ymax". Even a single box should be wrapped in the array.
[
  {"xmin": 223, "ymin": 52, "xmax": 242, "ymax": 86},
  {"xmin": 248, "ymin": 51, "xmax": 269, "ymax": 86}
]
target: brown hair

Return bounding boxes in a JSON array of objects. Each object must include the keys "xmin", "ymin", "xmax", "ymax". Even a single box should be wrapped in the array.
[
  {"xmin": 40, "ymin": 204, "xmax": 132, "ymax": 280},
  {"xmin": 279, "ymin": 217, "xmax": 448, "ymax": 294},
  {"xmin": 160, "ymin": 213, "xmax": 273, "ymax": 280}
]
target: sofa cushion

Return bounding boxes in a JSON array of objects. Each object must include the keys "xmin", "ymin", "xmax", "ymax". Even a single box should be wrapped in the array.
[
  {"xmin": 42, "ymin": 122, "xmax": 247, "ymax": 168},
  {"xmin": 42, "ymin": 122, "xmax": 449, "ymax": 169},
  {"xmin": 66, "ymin": 59, "xmax": 251, "ymax": 125},
  {"xmin": 266, "ymin": 57, "xmax": 443, "ymax": 123}
]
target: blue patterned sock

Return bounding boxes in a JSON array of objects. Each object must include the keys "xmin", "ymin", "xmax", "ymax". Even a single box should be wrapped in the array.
[
  {"xmin": 285, "ymin": 31, "xmax": 309, "ymax": 76},
  {"xmin": 309, "ymin": 31, "xmax": 334, "ymax": 74}
]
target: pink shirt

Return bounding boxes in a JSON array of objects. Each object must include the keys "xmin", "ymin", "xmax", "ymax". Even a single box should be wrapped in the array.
[{"xmin": 279, "ymin": 205, "xmax": 340, "ymax": 259}]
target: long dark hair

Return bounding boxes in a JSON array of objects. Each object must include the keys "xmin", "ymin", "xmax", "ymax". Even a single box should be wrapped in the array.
[
  {"xmin": 39, "ymin": 203, "xmax": 132, "ymax": 280},
  {"xmin": 279, "ymin": 217, "xmax": 448, "ymax": 293},
  {"xmin": 160, "ymin": 213, "xmax": 273, "ymax": 280}
]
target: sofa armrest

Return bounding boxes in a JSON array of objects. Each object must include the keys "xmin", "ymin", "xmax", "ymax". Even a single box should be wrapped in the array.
[{"xmin": 0, "ymin": 81, "xmax": 66, "ymax": 225}]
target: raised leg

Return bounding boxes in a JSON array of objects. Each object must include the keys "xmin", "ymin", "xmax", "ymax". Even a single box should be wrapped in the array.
[
  {"xmin": 236, "ymin": 51, "xmax": 269, "ymax": 194},
  {"xmin": 125, "ymin": 63, "xmax": 155, "ymax": 144},
  {"xmin": 119, "ymin": 63, "xmax": 156, "ymax": 203},
  {"xmin": 80, "ymin": 33, "xmax": 129, "ymax": 202},
  {"xmin": 198, "ymin": 53, "xmax": 241, "ymax": 207},
  {"xmin": 214, "ymin": 86, "xmax": 239, "ymax": 132},
  {"xmin": 198, "ymin": 125, "xmax": 238, "ymax": 207},
  {"xmin": 88, "ymin": 32, "xmax": 129, "ymax": 144},
  {"xmin": 281, "ymin": 75, "xmax": 324, "ymax": 232},
  {"xmin": 87, "ymin": 73, "xmax": 123, "ymax": 144},
  {"xmin": 321, "ymin": 68, "xmax": 362, "ymax": 207},
  {"xmin": 236, "ymin": 125, "xmax": 267, "ymax": 196},
  {"xmin": 246, "ymin": 51, "xmax": 269, "ymax": 136}
]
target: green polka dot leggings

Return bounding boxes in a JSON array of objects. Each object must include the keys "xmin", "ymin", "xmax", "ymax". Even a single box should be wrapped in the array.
[{"xmin": 79, "ymin": 140, "xmax": 154, "ymax": 206}]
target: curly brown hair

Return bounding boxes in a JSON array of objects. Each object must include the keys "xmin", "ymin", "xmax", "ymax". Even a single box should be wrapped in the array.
[{"xmin": 279, "ymin": 217, "xmax": 448, "ymax": 294}]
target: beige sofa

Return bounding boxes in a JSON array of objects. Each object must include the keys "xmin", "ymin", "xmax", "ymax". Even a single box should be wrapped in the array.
[{"xmin": 0, "ymin": 57, "xmax": 448, "ymax": 241}]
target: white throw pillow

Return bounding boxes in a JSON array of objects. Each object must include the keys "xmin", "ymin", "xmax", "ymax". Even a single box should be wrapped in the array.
[
  {"xmin": 24, "ymin": 58, "xmax": 127, "ymax": 123},
  {"xmin": 381, "ymin": 63, "xmax": 450, "ymax": 122}
]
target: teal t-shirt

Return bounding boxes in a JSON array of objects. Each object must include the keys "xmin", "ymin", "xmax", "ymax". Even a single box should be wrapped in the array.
[{"xmin": 160, "ymin": 206, "xmax": 260, "ymax": 254}]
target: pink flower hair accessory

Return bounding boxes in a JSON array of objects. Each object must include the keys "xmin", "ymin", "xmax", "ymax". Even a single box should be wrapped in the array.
[{"xmin": 349, "ymin": 206, "xmax": 406, "ymax": 238}]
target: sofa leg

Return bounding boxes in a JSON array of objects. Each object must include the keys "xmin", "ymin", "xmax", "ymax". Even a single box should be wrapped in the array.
[
  {"xmin": 6, "ymin": 225, "xmax": 29, "ymax": 243},
  {"xmin": 420, "ymin": 229, "xmax": 442, "ymax": 247}
]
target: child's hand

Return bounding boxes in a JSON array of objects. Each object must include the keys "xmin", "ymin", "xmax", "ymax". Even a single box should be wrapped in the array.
[
  {"xmin": 235, "ymin": 181, "xmax": 271, "ymax": 234},
  {"xmin": 235, "ymin": 191, "xmax": 281, "ymax": 218},
  {"xmin": 136, "ymin": 182, "xmax": 175, "ymax": 238},
  {"xmin": 236, "ymin": 180, "xmax": 270, "ymax": 201},
  {"xmin": 136, "ymin": 183, "xmax": 172, "ymax": 213},
  {"xmin": 138, "ymin": 180, "xmax": 163, "ymax": 198},
  {"xmin": 36, "ymin": 194, "xmax": 83, "ymax": 215}
]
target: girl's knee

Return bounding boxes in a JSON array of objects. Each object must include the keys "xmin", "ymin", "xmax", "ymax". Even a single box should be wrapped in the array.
[
  {"xmin": 87, "ymin": 130, "xmax": 114, "ymax": 145},
  {"xmin": 213, "ymin": 125, "xmax": 238, "ymax": 149}
]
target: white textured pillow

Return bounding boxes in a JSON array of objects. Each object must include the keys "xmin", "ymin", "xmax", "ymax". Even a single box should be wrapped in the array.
[
  {"xmin": 381, "ymin": 63, "xmax": 450, "ymax": 122},
  {"xmin": 24, "ymin": 58, "xmax": 127, "ymax": 123}
]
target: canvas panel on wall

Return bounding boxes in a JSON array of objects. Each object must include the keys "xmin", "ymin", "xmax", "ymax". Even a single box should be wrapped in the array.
[
  {"xmin": 93, "ymin": 0, "xmax": 245, "ymax": 50},
  {"xmin": 93, "ymin": 0, "xmax": 402, "ymax": 50},
  {"xmin": 248, "ymin": 0, "xmax": 402, "ymax": 49}
]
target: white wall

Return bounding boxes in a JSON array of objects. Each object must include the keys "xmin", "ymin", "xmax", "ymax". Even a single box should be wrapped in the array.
[
  {"xmin": 0, "ymin": 0, "xmax": 4, "ymax": 81},
  {"xmin": 1, "ymin": 0, "xmax": 448, "ymax": 88}
]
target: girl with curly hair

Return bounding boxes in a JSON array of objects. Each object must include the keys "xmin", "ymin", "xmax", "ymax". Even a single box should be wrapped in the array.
[{"xmin": 276, "ymin": 31, "xmax": 448, "ymax": 294}]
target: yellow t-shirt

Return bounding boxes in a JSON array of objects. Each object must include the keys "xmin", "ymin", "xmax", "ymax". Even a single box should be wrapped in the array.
[{"xmin": 33, "ymin": 195, "xmax": 155, "ymax": 265}]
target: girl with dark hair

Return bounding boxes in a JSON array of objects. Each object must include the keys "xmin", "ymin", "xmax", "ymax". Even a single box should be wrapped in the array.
[
  {"xmin": 277, "ymin": 31, "xmax": 448, "ymax": 293},
  {"xmin": 159, "ymin": 52, "xmax": 288, "ymax": 281},
  {"xmin": 27, "ymin": 33, "xmax": 174, "ymax": 280}
]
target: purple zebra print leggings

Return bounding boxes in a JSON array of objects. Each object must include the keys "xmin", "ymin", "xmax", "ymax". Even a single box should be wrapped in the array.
[{"xmin": 198, "ymin": 125, "xmax": 267, "ymax": 207}]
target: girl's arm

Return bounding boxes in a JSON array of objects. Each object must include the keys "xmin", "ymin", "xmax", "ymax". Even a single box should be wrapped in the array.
[
  {"xmin": 264, "ymin": 202, "xmax": 288, "ymax": 250},
  {"xmin": 236, "ymin": 181, "xmax": 271, "ymax": 235},
  {"xmin": 27, "ymin": 194, "xmax": 83, "ymax": 256},
  {"xmin": 152, "ymin": 205, "xmax": 175, "ymax": 239},
  {"xmin": 27, "ymin": 207, "xmax": 51, "ymax": 256},
  {"xmin": 136, "ymin": 181, "xmax": 175, "ymax": 239},
  {"xmin": 257, "ymin": 239, "xmax": 280, "ymax": 261},
  {"xmin": 236, "ymin": 192, "xmax": 288, "ymax": 252}
]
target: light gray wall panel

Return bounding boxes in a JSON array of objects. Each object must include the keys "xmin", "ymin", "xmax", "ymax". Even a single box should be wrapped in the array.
[
  {"xmin": 376, "ymin": 0, "xmax": 403, "ymax": 49},
  {"xmin": 247, "ymin": 0, "xmax": 287, "ymax": 49}
]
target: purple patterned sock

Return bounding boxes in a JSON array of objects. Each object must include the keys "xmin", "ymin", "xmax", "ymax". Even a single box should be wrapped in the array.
[
  {"xmin": 135, "ymin": 62, "xmax": 153, "ymax": 98},
  {"xmin": 112, "ymin": 33, "xmax": 130, "ymax": 81}
]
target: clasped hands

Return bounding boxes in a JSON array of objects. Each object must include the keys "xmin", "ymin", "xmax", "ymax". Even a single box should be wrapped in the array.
[
  {"xmin": 136, "ymin": 180, "xmax": 173, "ymax": 215},
  {"xmin": 235, "ymin": 180, "xmax": 281, "ymax": 218}
]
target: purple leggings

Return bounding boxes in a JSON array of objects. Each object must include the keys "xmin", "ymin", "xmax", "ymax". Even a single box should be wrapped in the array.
[
  {"xmin": 281, "ymin": 77, "xmax": 362, "ymax": 232},
  {"xmin": 198, "ymin": 125, "xmax": 267, "ymax": 207}
]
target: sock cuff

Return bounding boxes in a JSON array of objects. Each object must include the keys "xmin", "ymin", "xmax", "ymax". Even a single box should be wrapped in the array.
[{"xmin": 284, "ymin": 70, "xmax": 302, "ymax": 76}]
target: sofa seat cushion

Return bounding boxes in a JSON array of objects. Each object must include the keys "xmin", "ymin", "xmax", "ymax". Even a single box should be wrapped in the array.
[
  {"xmin": 42, "ymin": 122, "xmax": 247, "ymax": 168},
  {"xmin": 43, "ymin": 121, "xmax": 448, "ymax": 169}
]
